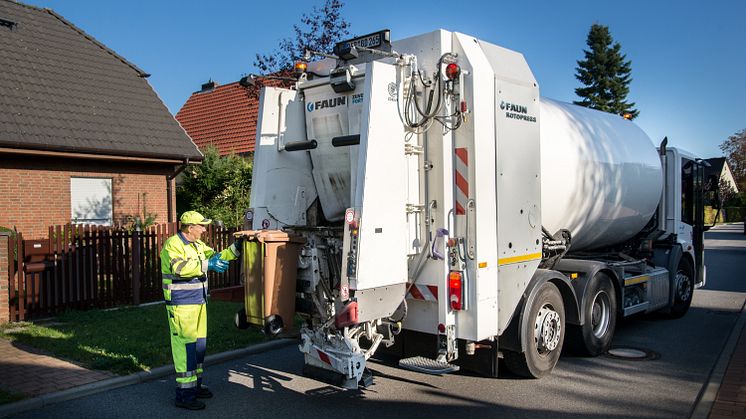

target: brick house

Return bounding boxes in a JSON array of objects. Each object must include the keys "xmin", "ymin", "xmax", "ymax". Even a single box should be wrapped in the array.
[
  {"xmin": 175, "ymin": 76, "xmax": 292, "ymax": 156},
  {"xmin": 0, "ymin": 1, "xmax": 203, "ymax": 239}
]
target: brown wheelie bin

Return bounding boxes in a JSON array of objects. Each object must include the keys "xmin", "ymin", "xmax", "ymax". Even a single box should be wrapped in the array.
[{"xmin": 237, "ymin": 230, "xmax": 305, "ymax": 335}]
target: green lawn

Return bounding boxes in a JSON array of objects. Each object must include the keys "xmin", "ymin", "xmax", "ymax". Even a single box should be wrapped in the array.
[{"xmin": 0, "ymin": 301, "xmax": 264, "ymax": 375}]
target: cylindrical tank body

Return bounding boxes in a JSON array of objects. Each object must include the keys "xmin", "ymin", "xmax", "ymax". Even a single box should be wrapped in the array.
[{"xmin": 539, "ymin": 98, "xmax": 663, "ymax": 251}]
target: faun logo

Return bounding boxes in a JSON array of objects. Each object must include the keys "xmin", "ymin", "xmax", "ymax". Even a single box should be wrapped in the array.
[
  {"xmin": 306, "ymin": 96, "xmax": 347, "ymax": 112},
  {"xmin": 500, "ymin": 101, "xmax": 528, "ymax": 114},
  {"xmin": 500, "ymin": 100, "xmax": 536, "ymax": 123}
]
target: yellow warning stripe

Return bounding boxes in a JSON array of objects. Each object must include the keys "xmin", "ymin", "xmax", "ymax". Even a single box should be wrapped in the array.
[
  {"xmin": 498, "ymin": 252, "xmax": 542, "ymax": 266},
  {"xmin": 624, "ymin": 275, "xmax": 649, "ymax": 286}
]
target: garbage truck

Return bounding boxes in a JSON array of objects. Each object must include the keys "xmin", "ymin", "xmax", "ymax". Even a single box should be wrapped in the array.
[{"xmin": 235, "ymin": 29, "xmax": 707, "ymax": 388}]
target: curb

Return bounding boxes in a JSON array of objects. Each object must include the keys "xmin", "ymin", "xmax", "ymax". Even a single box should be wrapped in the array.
[
  {"xmin": 0, "ymin": 338, "xmax": 295, "ymax": 418},
  {"xmin": 689, "ymin": 299, "xmax": 746, "ymax": 418}
]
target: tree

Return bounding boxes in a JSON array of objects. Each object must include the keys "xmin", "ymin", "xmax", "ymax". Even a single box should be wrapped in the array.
[
  {"xmin": 176, "ymin": 147, "xmax": 252, "ymax": 228},
  {"xmin": 720, "ymin": 128, "xmax": 746, "ymax": 191},
  {"xmin": 254, "ymin": 0, "xmax": 351, "ymax": 74},
  {"xmin": 704, "ymin": 177, "xmax": 737, "ymax": 225},
  {"xmin": 574, "ymin": 24, "xmax": 639, "ymax": 119}
]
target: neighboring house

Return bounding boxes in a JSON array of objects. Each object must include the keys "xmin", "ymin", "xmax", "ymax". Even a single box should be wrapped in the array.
[
  {"xmin": 705, "ymin": 157, "xmax": 740, "ymax": 195},
  {"xmin": 0, "ymin": 1, "xmax": 202, "ymax": 239},
  {"xmin": 176, "ymin": 80, "xmax": 258, "ymax": 156},
  {"xmin": 175, "ymin": 75, "xmax": 292, "ymax": 156}
]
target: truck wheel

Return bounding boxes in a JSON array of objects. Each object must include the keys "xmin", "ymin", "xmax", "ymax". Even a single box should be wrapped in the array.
[
  {"xmin": 668, "ymin": 258, "xmax": 694, "ymax": 318},
  {"xmin": 571, "ymin": 274, "xmax": 617, "ymax": 356},
  {"xmin": 235, "ymin": 308, "xmax": 249, "ymax": 329},
  {"xmin": 504, "ymin": 281, "xmax": 565, "ymax": 378}
]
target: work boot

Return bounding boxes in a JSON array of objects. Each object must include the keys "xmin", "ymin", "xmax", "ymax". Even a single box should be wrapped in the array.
[
  {"xmin": 175, "ymin": 399, "xmax": 206, "ymax": 410},
  {"xmin": 196, "ymin": 386, "xmax": 213, "ymax": 399}
]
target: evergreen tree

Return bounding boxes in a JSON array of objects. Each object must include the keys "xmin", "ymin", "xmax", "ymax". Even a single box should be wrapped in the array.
[
  {"xmin": 254, "ymin": 0, "xmax": 351, "ymax": 74},
  {"xmin": 574, "ymin": 24, "xmax": 639, "ymax": 119}
]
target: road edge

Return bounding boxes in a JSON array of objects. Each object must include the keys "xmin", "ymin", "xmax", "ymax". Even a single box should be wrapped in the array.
[
  {"xmin": 689, "ymin": 299, "xmax": 746, "ymax": 419},
  {"xmin": 0, "ymin": 338, "xmax": 295, "ymax": 418}
]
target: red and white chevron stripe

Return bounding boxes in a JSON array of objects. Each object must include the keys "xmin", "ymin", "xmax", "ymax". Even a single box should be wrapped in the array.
[
  {"xmin": 455, "ymin": 148, "xmax": 469, "ymax": 215},
  {"xmin": 407, "ymin": 285, "xmax": 438, "ymax": 302}
]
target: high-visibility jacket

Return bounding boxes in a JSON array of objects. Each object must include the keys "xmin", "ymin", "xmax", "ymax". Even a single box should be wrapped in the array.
[{"xmin": 160, "ymin": 232, "xmax": 239, "ymax": 305}]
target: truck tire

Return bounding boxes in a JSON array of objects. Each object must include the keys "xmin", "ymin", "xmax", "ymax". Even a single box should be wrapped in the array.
[
  {"xmin": 668, "ymin": 258, "xmax": 694, "ymax": 318},
  {"xmin": 568, "ymin": 274, "xmax": 617, "ymax": 356},
  {"xmin": 504, "ymin": 281, "xmax": 565, "ymax": 378},
  {"xmin": 235, "ymin": 308, "xmax": 249, "ymax": 329}
]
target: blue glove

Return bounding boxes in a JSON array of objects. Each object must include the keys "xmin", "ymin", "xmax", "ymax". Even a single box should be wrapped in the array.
[{"xmin": 208, "ymin": 255, "xmax": 229, "ymax": 273}]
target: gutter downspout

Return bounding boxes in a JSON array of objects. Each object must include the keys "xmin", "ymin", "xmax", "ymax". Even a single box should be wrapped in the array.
[{"xmin": 167, "ymin": 159, "xmax": 190, "ymax": 222}]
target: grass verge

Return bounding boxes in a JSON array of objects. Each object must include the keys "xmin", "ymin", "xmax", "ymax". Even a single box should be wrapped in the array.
[
  {"xmin": 0, "ymin": 389, "xmax": 25, "ymax": 405},
  {"xmin": 0, "ymin": 301, "xmax": 264, "ymax": 376}
]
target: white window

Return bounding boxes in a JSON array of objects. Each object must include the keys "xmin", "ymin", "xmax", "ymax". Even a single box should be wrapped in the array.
[{"xmin": 70, "ymin": 177, "xmax": 113, "ymax": 225}]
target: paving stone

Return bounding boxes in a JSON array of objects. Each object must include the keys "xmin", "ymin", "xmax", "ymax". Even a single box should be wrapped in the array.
[{"xmin": 0, "ymin": 337, "xmax": 118, "ymax": 397}]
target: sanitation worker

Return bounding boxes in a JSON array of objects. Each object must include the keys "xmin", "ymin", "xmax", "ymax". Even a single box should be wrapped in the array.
[{"xmin": 160, "ymin": 211, "xmax": 240, "ymax": 410}]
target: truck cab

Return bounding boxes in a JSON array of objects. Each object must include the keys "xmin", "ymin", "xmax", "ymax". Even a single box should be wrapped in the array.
[{"xmin": 661, "ymin": 146, "xmax": 707, "ymax": 288}]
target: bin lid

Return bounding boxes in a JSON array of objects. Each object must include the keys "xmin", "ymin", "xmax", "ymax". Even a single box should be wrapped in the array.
[{"xmin": 235, "ymin": 230, "xmax": 305, "ymax": 244}]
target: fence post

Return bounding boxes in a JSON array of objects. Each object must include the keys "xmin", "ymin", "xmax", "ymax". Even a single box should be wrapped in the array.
[
  {"xmin": 0, "ymin": 232, "xmax": 10, "ymax": 324},
  {"xmin": 132, "ymin": 226, "xmax": 141, "ymax": 306}
]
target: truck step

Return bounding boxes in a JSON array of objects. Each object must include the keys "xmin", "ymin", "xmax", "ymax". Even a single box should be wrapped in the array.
[{"xmin": 399, "ymin": 356, "xmax": 460, "ymax": 375}]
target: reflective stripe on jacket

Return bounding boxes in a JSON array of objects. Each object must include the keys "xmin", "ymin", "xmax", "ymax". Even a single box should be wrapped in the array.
[{"xmin": 160, "ymin": 232, "xmax": 240, "ymax": 305}]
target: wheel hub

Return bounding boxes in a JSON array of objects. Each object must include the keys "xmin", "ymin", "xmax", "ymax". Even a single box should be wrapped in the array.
[
  {"xmin": 591, "ymin": 291, "xmax": 610, "ymax": 338},
  {"xmin": 676, "ymin": 271, "xmax": 692, "ymax": 302},
  {"xmin": 535, "ymin": 305, "xmax": 561, "ymax": 353}
]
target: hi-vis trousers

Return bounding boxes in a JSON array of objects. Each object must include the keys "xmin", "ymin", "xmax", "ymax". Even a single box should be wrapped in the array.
[{"xmin": 167, "ymin": 303, "xmax": 206, "ymax": 402}]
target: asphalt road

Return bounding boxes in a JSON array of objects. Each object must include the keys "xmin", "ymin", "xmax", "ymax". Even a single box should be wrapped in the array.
[{"xmin": 12, "ymin": 223, "xmax": 746, "ymax": 419}]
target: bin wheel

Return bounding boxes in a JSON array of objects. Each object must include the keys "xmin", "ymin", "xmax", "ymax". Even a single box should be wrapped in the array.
[
  {"xmin": 264, "ymin": 315, "xmax": 284, "ymax": 336},
  {"xmin": 235, "ymin": 308, "xmax": 249, "ymax": 329}
]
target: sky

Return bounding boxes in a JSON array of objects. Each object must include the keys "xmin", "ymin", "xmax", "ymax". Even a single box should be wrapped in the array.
[{"xmin": 24, "ymin": 0, "xmax": 746, "ymax": 159}]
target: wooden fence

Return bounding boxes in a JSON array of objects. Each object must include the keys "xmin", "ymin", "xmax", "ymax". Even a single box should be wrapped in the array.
[{"xmin": 6, "ymin": 223, "xmax": 241, "ymax": 321}]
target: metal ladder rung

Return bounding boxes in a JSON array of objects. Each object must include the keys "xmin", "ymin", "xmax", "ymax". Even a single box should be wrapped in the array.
[{"xmin": 399, "ymin": 356, "xmax": 459, "ymax": 375}]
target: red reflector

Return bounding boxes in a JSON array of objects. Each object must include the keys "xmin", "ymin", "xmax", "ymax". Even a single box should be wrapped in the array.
[
  {"xmin": 345, "ymin": 208, "xmax": 355, "ymax": 224},
  {"xmin": 449, "ymin": 271, "xmax": 463, "ymax": 311},
  {"xmin": 317, "ymin": 349, "xmax": 331, "ymax": 365},
  {"xmin": 460, "ymin": 100, "xmax": 467, "ymax": 113},
  {"xmin": 335, "ymin": 301, "xmax": 358, "ymax": 329},
  {"xmin": 438, "ymin": 323, "xmax": 446, "ymax": 333},
  {"xmin": 445, "ymin": 63, "xmax": 461, "ymax": 80}
]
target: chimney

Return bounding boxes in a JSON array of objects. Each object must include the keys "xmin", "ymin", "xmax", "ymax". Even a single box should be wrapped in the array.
[{"xmin": 200, "ymin": 80, "xmax": 216, "ymax": 92}]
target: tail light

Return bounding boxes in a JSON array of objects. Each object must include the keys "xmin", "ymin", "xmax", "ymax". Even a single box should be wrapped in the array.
[
  {"xmin": 449, "ymin": 271, "xmax": 463, "ymax": 311},
  {"xmin": 445, "ymin": 63, "xmax": 461, "ymax": 80}
]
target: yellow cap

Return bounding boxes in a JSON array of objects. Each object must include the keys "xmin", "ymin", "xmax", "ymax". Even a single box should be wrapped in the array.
[{"xmin": 180, "ymin": 211, "xmax": 211, "ymax": 225}]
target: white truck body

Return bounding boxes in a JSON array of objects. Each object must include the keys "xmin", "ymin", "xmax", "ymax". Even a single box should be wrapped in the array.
[{"xmin": 244, "ymin": 29, "xmax": 706, "ymax": 387}]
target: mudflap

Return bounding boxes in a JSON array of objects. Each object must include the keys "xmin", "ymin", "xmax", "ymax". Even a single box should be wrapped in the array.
[{"xmin": 377, "ymin": 329, "xmax": 500, "ymax": 378}]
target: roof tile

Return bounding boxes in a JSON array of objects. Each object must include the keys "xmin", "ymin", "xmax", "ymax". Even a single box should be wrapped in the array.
[{"xmin": 176, "ymin": 76, "xmax": 291, "ymax": 155}]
